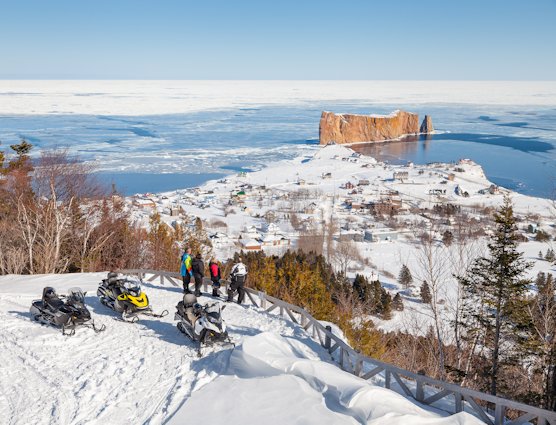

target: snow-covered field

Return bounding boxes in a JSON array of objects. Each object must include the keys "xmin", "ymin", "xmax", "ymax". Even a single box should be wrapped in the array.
[{"xmin": 0, "ymin": 273, "xmax": 484, "ymax": 425}]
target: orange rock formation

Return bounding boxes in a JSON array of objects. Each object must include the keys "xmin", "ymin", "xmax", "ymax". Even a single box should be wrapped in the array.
[{"xmin": 319, "ymin": 110, "xmax": 421, "ymax": 145}]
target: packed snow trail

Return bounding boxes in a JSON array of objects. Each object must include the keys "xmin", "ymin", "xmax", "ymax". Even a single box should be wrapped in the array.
[{"xmin": 0, "ymin": 273, "xmax": 483, "ymax": 424}]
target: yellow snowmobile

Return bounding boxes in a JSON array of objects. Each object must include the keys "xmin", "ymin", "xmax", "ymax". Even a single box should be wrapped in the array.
[{"xmin": 98, "ymin": 272, "xmax": 167, "ymax": 322}]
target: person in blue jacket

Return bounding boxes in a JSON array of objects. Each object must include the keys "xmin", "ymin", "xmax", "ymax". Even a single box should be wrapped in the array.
[{"xmin": 180, "ymin": 247, "xmax": 193, "ymax": 293}]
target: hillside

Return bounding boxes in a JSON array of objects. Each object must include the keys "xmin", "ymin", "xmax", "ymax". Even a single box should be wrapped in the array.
[{"xmin": 0, "ymin": 273, "xmax": 484, "ymax": 425}]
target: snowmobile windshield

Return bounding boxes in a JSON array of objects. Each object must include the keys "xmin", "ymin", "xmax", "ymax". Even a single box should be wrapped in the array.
[
  {"xmin": 122, "ymin": 279, "xmax": 141, "ymax": 297},
  {"xmin": 205, "ymin": 303, "xmax": 221, "ymax": 322},
  {"xmin": 67, "ymin": 287, "xmax": 85, "ymax": 304}
]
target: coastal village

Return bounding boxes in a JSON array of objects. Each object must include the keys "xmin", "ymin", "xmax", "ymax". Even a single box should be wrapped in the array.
[{"xmin": 126, "ymin": 140, "xmax": 556, "ymax": 332}]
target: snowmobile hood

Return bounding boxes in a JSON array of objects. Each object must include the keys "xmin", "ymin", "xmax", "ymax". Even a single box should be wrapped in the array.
[{"xmin": 117, "ymin": 292, "xmax": 149, "ymax": 308}]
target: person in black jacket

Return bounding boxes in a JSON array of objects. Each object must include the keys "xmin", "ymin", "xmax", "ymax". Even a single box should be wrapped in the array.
[{"xmin": 191, "ymin": 253, "xmax": 205, "ymax": 297}]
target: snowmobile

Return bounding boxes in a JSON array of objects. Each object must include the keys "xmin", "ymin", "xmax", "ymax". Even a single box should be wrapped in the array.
[
  {"xmin": 97, "ymin": 272, "xmax": 168, "ymax": 322},
  {"xmin": 175, "ymin": 293, "xmax": 233, "ymax": 356},
  {"xmin": 30, "ymin": 287, "xmax": 106, "ymax": 336}
]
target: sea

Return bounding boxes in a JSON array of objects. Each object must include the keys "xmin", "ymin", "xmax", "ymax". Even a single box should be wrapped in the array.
[{"xmin": 0, "ymin": 85, "xmax": 555, "ymax": 198}]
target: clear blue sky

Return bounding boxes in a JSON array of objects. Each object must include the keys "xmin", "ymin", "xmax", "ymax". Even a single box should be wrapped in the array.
[{"xmin": 1, "ymin": 0, "xmax": 555, "ymax": 79}]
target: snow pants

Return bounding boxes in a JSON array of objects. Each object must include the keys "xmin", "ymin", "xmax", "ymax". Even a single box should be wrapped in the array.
[
  {"xmin": 182, "ymin": 274, "xmax": 192, "ymax": 293},
  {"xmin": 193, "ymin": 274, "xmax": 203, "ymax": 297},
  {"xmin": 227, "ymin": 276, "xmax": 245, "ymax": 304},
  {"xmin": 211, "ymin": 277, "xmax": 220, "ymax": 296}
]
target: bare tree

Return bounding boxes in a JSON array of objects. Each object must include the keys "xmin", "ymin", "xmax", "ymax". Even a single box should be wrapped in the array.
[
  {"xmin": 414, "ymin": 225, "xmax": 450, "ymax": 379},
  {"xmin": 297, "ymin": 225, "xmax": 325, "ymax": 256},
  {"xmin": 446, "ymin": 212, "xmax": 485, "ymax": 378},
  {"xmin": 333, "ymin": 240, "xmax": 363, "ymax": 275}
]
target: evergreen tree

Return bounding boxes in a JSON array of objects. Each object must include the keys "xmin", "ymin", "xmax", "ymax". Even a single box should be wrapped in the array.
[
  {"xmin": 457, "ymin": 196, "xmax": 532, "ymax": 396},
  {"xmin": 392, "ymin": 292, "xmax": 404, "ymax": 311},
  {"xmin": 370, "ymin": 280, "xmax": 383, "ymax": 314},
  {"xmin": 545, "ymin": 248, "xmax": 555, "ymax": 263},
  {"xmin": 420, "ymin": 280, "xmax": 432, "ymax": 304},
  {"xmin": 397, "ymin": 264, "xmax": 413, "ymax": 290},
  {"xmin": 381, "ymin": 291, "xmax": 393, "ymax": 320},
  {"xmin": 10, "ymin": 139, "xmax": 32, "ymax": 156},
  {"xmin": 539, "ymin": 250, "xmax": 544, "ymax": 260},
  {"xmin": 352, "ymin": 274, "xmax": 368, "ymax": 301},
  {"xmin": 535, "ymin": 272, "xmax": 547, "ymax": 292}
]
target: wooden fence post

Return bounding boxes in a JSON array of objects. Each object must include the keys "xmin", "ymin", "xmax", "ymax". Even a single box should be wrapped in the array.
[{"xmin": 324, "ymin": 325, "xmax": 332, "ymax": 350}]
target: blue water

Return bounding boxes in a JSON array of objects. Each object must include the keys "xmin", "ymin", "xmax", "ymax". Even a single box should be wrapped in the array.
[{"xmin": 0, "ymin": 103, "xmax": 555, "ymax": 197}]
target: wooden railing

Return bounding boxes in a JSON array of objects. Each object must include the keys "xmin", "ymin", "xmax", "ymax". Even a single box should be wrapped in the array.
[{"xmin": 121, "ymin": 269, "xmax": 556, "ymax": 425}]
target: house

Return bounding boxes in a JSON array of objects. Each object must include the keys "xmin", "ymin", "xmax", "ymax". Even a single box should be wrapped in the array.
[
  {"xmin": 358, "ymin": 179, "xmax": 370, "ymax": 186},
  {"xmin": 339, "ymin": 231, "xmax": 364, "ymax": 242},
  {"xmin": 368, "ymin": 198, "xmax": 403, "ymax": 215},
  {"xmin": 297, "ymin": 179, "xmax": 306, "ymax": 186},
  {"xmin": 447, "ymin": 173, "xmax": 456, "ymax": 181},
  {"xmin": 455, "ymin": 185, "xmax": 469, "ymax": 197},
  {"xmin": 133, "ymin": 198, "xmax": 156, "ymax": 210},
  {"xmin": 342, "ymin": 181, "xmax": 355, "ymax": 190},
  {"xmin": 242, "ymin": 225, "xmax": 262, "ymax": 241},
  {"xmin": 393, "ymin": 171, "xmax": 409, "ymax": 181},
  {"xmin": 210, "ymin": 232, "xmax": 231, "ymax": 245},
  {"xmin": 488, "ymin": 184, "xmax": 500, "ymax": 194},
  {"xmin": 364, "ymin": 228, "xmax": 398, "ymax": 242},
  {"xmin": 170, "ymin": 206, "xmax": 181, "ymax": 216},
  {"xmin": 241, "ymin": 239, "xmax": 262, "ymax": 251},
  {"xmin": 458, "ymin": 158, "xmax": 474, "ymax": 165},
  {"xmin": 321, "ymin": 172, "xmax": 332, "ymax": 179},
  {"xmin": 261, "ymin": 233, "xmax": 291, "ymax": 247}
]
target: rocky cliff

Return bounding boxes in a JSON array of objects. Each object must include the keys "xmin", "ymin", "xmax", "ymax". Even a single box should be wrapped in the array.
[
  {"xmin": 319, "ymin": 110, "xmax": 420, "ymax": 145},
  {"xmin": 420, "ymin": 115, "xmax": 434, "ymax": 134}
]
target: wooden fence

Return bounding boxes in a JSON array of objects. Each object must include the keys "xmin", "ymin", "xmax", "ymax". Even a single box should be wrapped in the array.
[{"xmin": 121, "ymin": 269, "xmax": 556, "ymax": 425}]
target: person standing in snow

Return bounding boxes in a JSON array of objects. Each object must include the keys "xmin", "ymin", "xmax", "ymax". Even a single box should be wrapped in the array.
[
  {"xmin": 227, "ymin": 257, "xmax": 248, "ymax": 304},
  {"xmin": 209, "ymin": 258, "xmax": 221, "ymax": 297},
  {"xmin": 180, "ymin": 247, "xmax": 193, "ymax": 294},
  {"xmin": 191, "ymin": 253, "xmax": 205, "ymax": 297}
]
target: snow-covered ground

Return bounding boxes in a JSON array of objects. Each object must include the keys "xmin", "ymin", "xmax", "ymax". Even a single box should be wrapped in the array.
[
  {"xmin": 0, "ymin": 273, "xmax": 484, "ymax": 424},
  {"xmin": 2, "ymin": 80, "xmax": 556, "ymax": 115}
]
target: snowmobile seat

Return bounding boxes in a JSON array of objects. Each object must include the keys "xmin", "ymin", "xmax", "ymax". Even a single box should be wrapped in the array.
[
  {"xmin": 183, "ymin": 293, "xmax": 197, "ymax": 307},
  {"xmin": 42, "ymin": 287, "xmax": 65, "ymax": 310}
]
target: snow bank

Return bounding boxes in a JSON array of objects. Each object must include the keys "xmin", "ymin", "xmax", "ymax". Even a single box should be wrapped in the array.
[{"xmin": 169, "ymin": 332, "xmax": 483, "ymax": 425}]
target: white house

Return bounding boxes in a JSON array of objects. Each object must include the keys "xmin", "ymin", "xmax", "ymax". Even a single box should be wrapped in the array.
[{"xmin": 364, "ymin": 228, "xmax": 398, "ymax": 242}]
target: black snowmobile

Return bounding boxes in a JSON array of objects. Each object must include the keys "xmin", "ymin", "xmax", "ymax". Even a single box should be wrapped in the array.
[
  {"xmin": 30, "ymin": 287, "xmax": 106, "ymax": 336},
  {"xmin": 175, "ymin": 293, "xmax": 233, "ymax": 356},
  {"xmin": 97, "ymin": 272, "xmax": 168, "ymax": 322}
]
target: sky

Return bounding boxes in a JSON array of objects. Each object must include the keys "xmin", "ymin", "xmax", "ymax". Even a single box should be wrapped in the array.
[{"xmin": 1, "ymin": 0, "xmax": 555, "ymax": 80}]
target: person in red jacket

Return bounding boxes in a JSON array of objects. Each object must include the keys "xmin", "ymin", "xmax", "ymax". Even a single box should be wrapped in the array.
[{"xmin": 208, "ymin": 258, "xmax": 221, "ymax": 297}]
